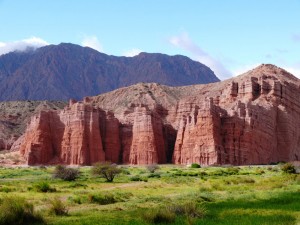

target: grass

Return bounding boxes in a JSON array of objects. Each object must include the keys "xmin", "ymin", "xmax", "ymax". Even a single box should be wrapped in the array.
[{"xmin": 0, "ymin": 165, "xmax": 299, "ymax": 224}]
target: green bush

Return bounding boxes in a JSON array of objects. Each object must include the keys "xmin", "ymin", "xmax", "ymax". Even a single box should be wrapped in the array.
[
  {"xmin": 33, "ymin": 181, "xmax": 56, "ymax": 193},
  {"xmin": 53, "ymin": 165, "xmax": 80, "ymax": 181},
  {"xmin": 255, "ymin": 168, "xmax": 265, "ymax": 175},
  {"xmin": 0, "ymin": 186, "xmax": 14, "ymax": 193},
  {"xmin": 88, "ymin": 193, "xmax": 117, "ymax": 205},
  {"xmin": 142, "ymin": 208, "xmax": 175, "ymax": 224},
  {"xmin": 191, "ymin": 163, "xmax": 201, "ymax": 168},
  {"xmin": 130, "ymin": 175, "xmax": 148, "ymax": 182},
  {"xmin": 226, "ymin": 167, "xmax": 240, "ymax": 175},
  {"xmin": 210, "ymin": 169, "xmax": 226, "ymax": 176},
  {"xmin": 68, "ymin": 183, "xmax": 88, "ymax": 188},
  {"xmin": 147, "ymin": 172, "xmax": 161, "ymax": 178},
  {"xmin": 168, "ymin": 201, "xmax": 207, "ymax": 219},
  {"xmin": 49, "ymin": 197, "xmax": 68, "ymax": 216},
  {"xmin": 92, "ymin": 162, "xmax": 122, "ymax": 182},
  {"xmin": 142, "ymin": 201, "xmax": 206, "ymax": 224},
  {"xmin": 0, "ymin": 196, "xmax": 45, "ymax": 225},
  {"xmin": 281, "ymin": 163, "xmax": 296, "ymax": 174},
  {"xmin": 68, "ymin": 196, "xmax": 82, "ymax": 204}
]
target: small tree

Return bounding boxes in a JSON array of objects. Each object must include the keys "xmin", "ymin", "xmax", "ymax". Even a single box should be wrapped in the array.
[{"xmin": 92, "ymin": 162, "xmax": 122, "ymax": 182}]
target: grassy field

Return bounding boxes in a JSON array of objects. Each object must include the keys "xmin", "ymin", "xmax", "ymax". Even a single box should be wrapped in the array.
[{"xmin": 0, "ymin": 164, "xmax": 299, "ymax": 225}]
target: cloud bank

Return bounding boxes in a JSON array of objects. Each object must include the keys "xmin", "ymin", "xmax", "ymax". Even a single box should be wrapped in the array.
[
  {"xmin": 81, "ymin": 36, "xmax": 103, "ymax": 52},
  {"xmin": 0, "ymin": 37, "xmax": 49, "ymax": 56},
  {"xmin": 123, "ymin": 48, "xmax": 142, "ymax": 57},
  {"xmin": 169, "ymin": 32, "xmax": 232, "ymax": 80},
  {"xmin": 283, "ymin": 64, "xmax": 300, "ymax": 78}
]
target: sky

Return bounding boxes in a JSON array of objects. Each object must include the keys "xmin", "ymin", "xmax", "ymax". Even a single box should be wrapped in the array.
[{"xmin": 0, "ymin": 0, "xmax": 299, "ymax": 80}]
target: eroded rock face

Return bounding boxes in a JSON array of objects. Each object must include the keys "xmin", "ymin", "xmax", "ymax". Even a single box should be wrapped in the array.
[
  {"xmin": 19, "ymin": 102, "xmax": 107, "ymax": 165},
  {"xmin": 127, "ymin": 106, "xmax": 165, "ymax": 164},
  {"xmin": 17, "ymin": 64, "xmax": 300, "ymax": 165}
]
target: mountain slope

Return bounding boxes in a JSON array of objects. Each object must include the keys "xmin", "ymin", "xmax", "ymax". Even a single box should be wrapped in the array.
[{"xmin": 0, "ymin": 43, "xmax": 219, "ymax": 101}]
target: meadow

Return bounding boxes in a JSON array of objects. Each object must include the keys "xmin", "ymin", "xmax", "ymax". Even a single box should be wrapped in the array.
[{"xmin": 0, "ymin": 164, "xmax": 299, "ymax": 225}]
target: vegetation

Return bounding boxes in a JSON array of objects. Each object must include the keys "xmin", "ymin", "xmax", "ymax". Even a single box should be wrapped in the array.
[
  {"xmin": 49, "ymin": 197, "xmax": 68, "ymax": 216},
  {"xmin": 32, "ymin": 181, "xmax": 56, "ymax": 192},
  {"xmin": 53, "ymin": 165, "xmax": 80, "ymax": 181},
  {"xmin": 281, "ymin": 163, "xmax": 296, "ymax": 174},
  {"xmin": 0, "ymin": 164, "xmax": 299, "ymax": 224},
  {"xmin": 191, "ymin": 163, "xmax": 201, "ymax": 168},
  {"xmin": 91, "ymin": 162, "xmax": 122, "ymax": 182},
  {"xmin": 0, "ymin": 196, "xmax": 45, "ymax": 225},
  {"xmin": 146, "ymin": 164, "xmax": 159, "ymax": 173}
]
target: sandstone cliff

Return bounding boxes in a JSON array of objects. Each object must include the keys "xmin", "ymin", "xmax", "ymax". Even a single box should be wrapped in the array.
[{"xmin": 16, "ymin": 64, "xmax": 300, "ymax": 165}]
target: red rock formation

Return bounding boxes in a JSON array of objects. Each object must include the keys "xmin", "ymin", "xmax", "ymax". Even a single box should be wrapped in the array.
[
  {"xmin": 127, "ymin": 106, "xmax": 165, "ymax": 164},
  {"xmin": 173, "ymin": 99, "xmax": 222, "ymax": 165},
  {"xmin": 17, "ymin": 64, "xmax": 300, "ymax": 165},
  {"xmin": 19, "ymin": 102, "xmax": 114, "ymax": 165},
  {"xmin": 103, "ymin": 111, "xmax": 121, "ymax": 163}
]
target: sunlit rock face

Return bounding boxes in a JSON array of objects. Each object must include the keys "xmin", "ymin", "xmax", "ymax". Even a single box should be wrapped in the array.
[{"xmin": 18, "ymin": 64, "xmax": 300, "ymax": 165}]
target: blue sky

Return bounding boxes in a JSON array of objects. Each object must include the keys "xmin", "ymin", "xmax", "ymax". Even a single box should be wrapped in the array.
[{"xmin": 0, "ymin": 0, "xmax": 299, "ymax": 79}]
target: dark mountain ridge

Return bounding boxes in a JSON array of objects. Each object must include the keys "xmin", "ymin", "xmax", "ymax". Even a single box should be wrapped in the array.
[{"xmin": 0, "ymin": 43, "xmax": 219, "ymax": 101}]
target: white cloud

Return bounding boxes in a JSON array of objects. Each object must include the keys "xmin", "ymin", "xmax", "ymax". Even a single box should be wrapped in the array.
[
  {"xmin": 0, "ymin": 37, "xmax": 49, "ymax": 56},
  {"xmin": 169, "ymin": 32, "xmax": 232, "ymax": 80},
  {"xmin": 232, "ymin": 63, "xmax": 261, "ymax": 76},
  {"xmin": 81, "ymin": 35, "xmax": 103, "ymax": 52},
  {"xmin": 123, "ymin": 48, "xmax": 142, "ymax": 57},
  {"xmin": 282, "ymin": 65, "xmax": 300, "ymax": 78}
]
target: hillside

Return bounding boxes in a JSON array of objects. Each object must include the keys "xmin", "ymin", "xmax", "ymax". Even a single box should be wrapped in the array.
[{"xmin": 0, "ymin": 43, "xmax": 219, "ymax": 101}]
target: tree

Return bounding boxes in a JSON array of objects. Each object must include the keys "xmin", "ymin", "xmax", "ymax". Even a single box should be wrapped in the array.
[{"xmin": 92, "ymin": 162, "xmax": 122, "ymax": 182}]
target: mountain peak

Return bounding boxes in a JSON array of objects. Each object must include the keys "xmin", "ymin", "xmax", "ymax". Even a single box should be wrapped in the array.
[
  {"xmin": 0, "ymin": 43, "xmax": 219, "ymax": 101},
  {"xmin": 239, "ymin": 64, "xmax": 299, "ymax": 83}
]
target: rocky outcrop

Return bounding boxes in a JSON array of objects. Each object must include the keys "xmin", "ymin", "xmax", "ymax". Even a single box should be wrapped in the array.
[
  {"xmin": 19, "ymin": 102, "xmax": 108, "ymax": 165},
  {"xmin": 16, "ymin": 64, "xmax": 300, "ymax": 165},
  {"xmin": 127, "ymin": 106, "xmax": 165, "ymax": 164},
  {"xmin": 0, "ymin": 101, "xmax": 66, "ymax": 151}
]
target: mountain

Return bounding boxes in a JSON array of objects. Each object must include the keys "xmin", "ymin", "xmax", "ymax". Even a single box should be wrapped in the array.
[
  {"xmin": 0, "ymin": 43, "xmax": 219, "ymax": 101},
  {"xmin": 6, "ymin": 64, "xmax": 300, "ymax": 165}
]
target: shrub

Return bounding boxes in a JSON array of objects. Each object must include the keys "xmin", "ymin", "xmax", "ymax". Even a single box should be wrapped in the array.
[
  {"xmin": 147, "ymin": 172, "xmax": 161, "ymax": 178},
  {"xmin": 142, "ymin": 201, "xmax": 206, "ymax": 224},
  {"xmin": 255, "ymin": 168, "xmax": 265, "ymax": 175},
  {"xmin": 49, "ymin": 197, "xmax": 68, "ymax": 216},
  {"xmin": 191, "ymin": 163, "xmax": 201, "ymax": 168},
  {"xmin": 142, "ymin": 208, "xmax": 175, "ymax": 224},
  {"xmin": 91, "ymin": 162, "xmax": 122, "ymax": 182},
  {"xmin": 147, "ymin": 164, "xmax": 159, "ymax": 173},
  {"xmin": 210, "ymin": 169, "xmax": 226, "ymax": 176},
  {"xmin": 68, "ymin": 196, "xmax": 82, "ymax": 204},
  {"xmin": 88, "ymin": 193, "xmax": 117, "ymax": 205},
  {"xmin": 226, "ymin": 167, "xmax": 240, "ymax": 175},
  {"xmin": 33, "ymin": 181, "xmax": 56, "ymax": 193},
  {"xmin": 0, "ymin": 186, "xmax": 14, "ymax": 193},
  {"xmin": 130, "ymin": 175, "xmax": 148, "ymax": 182},
  {"xmin": 68, "ymin": 183, "xmax": 88, "ymax": 188},
  {"xmin": 281, "ymin": 163, "xmax": 296, "ymax": 174},
  {"xmin": 0, "ymin": 196, "xmax": 45, "ymax": 225},
  {"xmin": 53, "ymin": 165, "xmax": 80, "ymax": 181}
]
